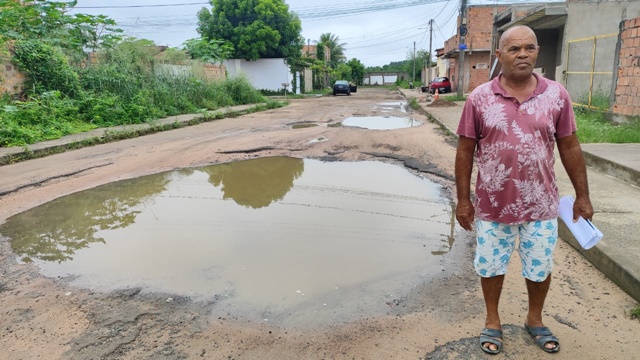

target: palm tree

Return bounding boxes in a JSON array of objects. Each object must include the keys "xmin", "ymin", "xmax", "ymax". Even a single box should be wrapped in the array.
[{"xmin": 318, "ymin": 33, "xmax": 346, "ymax": 68}]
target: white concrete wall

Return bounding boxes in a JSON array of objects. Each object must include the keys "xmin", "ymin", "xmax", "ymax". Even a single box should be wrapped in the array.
[
  {"xmin": 223, "ymin": 58, "xmax": 293, "ymax": 91},
  {"xmin": 437, "ymin": 58, "xmax": 449, "ymax": 77},
  {"xmin": 364, "ymin": 75, "xmax": 398, "ymax": 85}
]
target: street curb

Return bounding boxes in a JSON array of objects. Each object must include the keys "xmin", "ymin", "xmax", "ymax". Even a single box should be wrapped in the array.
[
  {"xmin": 583, "ymin": 151, "xmax": 640, "ymax": 188},
  {"xmin": 559, "ymin": 220, "xmax": 640, "ymax": 302}
]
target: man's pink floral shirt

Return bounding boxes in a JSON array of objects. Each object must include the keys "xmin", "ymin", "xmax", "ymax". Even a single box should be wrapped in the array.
[{"xmin": 457, "ymin": 73, "xmax": 576, "ymax": 224}]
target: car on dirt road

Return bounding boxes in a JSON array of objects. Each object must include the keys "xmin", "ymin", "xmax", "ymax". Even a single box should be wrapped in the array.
[
  {"xmin": 333, "ymin": 80, "xmax": 351, "ymax": 96},
  {"xmin": 428, "ymin": 77, "xmax": 451, "ymax": 94}
]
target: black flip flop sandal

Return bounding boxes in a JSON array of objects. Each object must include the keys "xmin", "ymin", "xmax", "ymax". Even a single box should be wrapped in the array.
[
  {"xmin": 479, "ymin": 328, "xmax": 503, "ymax": 354},
  {"xmin": 524, "ymin": 323, "xmax": 560, "ymax": 353}
]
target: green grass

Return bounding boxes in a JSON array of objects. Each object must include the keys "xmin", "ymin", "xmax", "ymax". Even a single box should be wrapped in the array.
[
  {"xmin": 445, "ymin": 94, "xmax": 467, "ymax": 102},
  {"xmin": 631, "ymin": 307, "xmax": 640, "ymax": 320},
  {"xmin": 575, "ymin": 107, "xmax": 640, "ymax": 143},
  {"xmin": 408, "ymin": 97, "xmax": 420, "ymax": 110},
  {"xmin": 304, "ymin": 89, "xmax": 330, "ymax": 95},
  {"xmin": 576, "ymin": 90, "xmax": 610, "ymax": 110},
  {"xmin": 396, "ymin": 80, "xmax": 422, "ymax": 90}
]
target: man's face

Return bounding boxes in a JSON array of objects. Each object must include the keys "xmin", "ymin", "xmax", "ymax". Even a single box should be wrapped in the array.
[{"xmin": 496, "ymin": 28, "xmax": 539, "ymax": 81}]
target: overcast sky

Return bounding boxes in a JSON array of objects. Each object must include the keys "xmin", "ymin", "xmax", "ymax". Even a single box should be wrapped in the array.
[{"xmin": 69, "ymin": 0, "xmax": 564, "ymax": 67}]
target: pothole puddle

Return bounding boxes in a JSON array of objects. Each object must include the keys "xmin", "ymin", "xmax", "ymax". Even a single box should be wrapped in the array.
[
  {"xmin": 377, "ymin": 102, "xmax": 407, "ymax": 113},
  {"xmin": 342, "ymin": 116, "xmax": 421, "ymax": 130},
  {"xmin": 1, "ymin": 157, "xmax": 454, "ymax": 326}
]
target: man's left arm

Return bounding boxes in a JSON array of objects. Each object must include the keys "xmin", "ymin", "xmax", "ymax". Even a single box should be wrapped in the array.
[{"xmin": 557, "ymin": 134, "xmax": 594, "ymax": 221}]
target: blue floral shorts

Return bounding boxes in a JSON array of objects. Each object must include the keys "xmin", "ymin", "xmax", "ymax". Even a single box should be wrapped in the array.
[{"xmin": 474, "ymin": 219, "xmax": 558, "ymax": 282}]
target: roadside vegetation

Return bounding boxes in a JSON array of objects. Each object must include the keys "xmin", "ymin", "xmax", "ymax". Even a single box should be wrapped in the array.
[
  {"xmin": 574, "ymin": 107, "xmax": 640, "ymax": 143},
  {"xmin": 631, "ymin": 306, "xmax": 640, "ymax": 320},
  {"xmin": 0, "ymin": 40, "xmax": 267, "ymax": 147},
  {"xmin": 445, "ymin": 94, "xmax": 467, "ymax": 102},
  {"xmin": 0, "ymin": 1, "xmax": 273, "ymax": 148}
]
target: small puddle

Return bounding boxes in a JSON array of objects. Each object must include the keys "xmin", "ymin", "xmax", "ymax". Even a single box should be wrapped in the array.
[
  {"xmin": 378, "ymin": 102, "xmax": 407, "ymax": 113},
  {"xmin": 342, "ymin": 116, "xmax": 420, "ymax": 130},
  {"xmin": 308, "ymin": 137, "xmax": 328, "ymax": 144},
  {"xmin": 1, "ymin": 157, "xmax": 454, "ymax": 326}
]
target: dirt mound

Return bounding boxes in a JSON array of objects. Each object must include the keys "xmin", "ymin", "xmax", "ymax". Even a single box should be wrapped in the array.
[{"xmin": 427, "ymin": 99, "xmax": 457, "ymax": 107}]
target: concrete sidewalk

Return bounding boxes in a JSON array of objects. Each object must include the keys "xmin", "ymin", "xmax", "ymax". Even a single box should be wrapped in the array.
[{"xmin": 410, "ymin": 91, "xmax": 640, "ymax": 303}]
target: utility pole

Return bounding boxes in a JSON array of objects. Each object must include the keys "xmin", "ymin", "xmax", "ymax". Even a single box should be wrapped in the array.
[
  {"xmin": 457, "ymin": 0, "xmax": 468, "ymax": 97},
  {"xmin": 428, "ymin": 19, "xmax": 434, "ymax": 83},
  {"xmin": 413, "ymin": 41, "xmax": 416, "ymax": 83}
]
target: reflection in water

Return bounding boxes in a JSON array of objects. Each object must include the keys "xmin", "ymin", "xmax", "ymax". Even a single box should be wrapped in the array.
[
  {"xmin": 342, "ymin": 116, "xmax": 420, "ymax": 130},
  {"xmin": 204, "ymin": 157, "xmax": 304, "ymax": 209},
  {"xmin": 1, "ymin": 158, "xmax": 456, "ymax": 326},
  {"xmin": 3, "ymin": 174, "xmax": 169, "ymax": 263}
]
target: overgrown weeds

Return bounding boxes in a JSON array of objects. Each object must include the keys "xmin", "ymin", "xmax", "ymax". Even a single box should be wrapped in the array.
[
  {"xmin": 1, "ymin": 39, "xmax": 267, "ymax": 147},
  {"xmin": 575, "ymin": 107, "xmax": 640, "ymax": 143}
]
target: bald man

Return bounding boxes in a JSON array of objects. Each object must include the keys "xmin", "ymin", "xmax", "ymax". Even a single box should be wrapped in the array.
[{"xmin": 455, "ymin": 25, "xmax": 593, "ymax": 354}]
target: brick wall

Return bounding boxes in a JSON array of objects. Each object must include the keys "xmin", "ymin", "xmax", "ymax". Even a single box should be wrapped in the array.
[
  {"xmin": 443, "ymin": 5, "xmax": 506, "ymax": 92},
  {"xmin": 0, "ymin": 61, "xmax": 25, "ymax": 95},
  {"xmin": 0, "ymin": 43, "xmax": 25, "ymax": 96},
  {"xmin": 202, "ymin": 63, "xmax": 226, "ymax": 81},
  {"xmin": 469, "ymin": 53, "xmax": 491, "ymax": 91},
  {"xmin": 467, "ymin": 6, "xmax": 507, "ymax": 50},
  {"xmin": 613, "ymin": 17, "xmax": 640, "ymax": 116}
]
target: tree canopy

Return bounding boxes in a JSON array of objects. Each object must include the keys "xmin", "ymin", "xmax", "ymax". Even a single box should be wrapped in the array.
[
  {"xmin": 317, "ymin": 33, "xmax": 346, "ymax": 68},
  {"xmin": 197, "ymin": 0, "xmax": 304, "ymax": 61},
  {"xmin": 346, "ymin": 58, "xmax": 365, "ymax": 85},
  {"xmin": 0, "ymin": 0, "xmax": 122, "ymax": 58}
]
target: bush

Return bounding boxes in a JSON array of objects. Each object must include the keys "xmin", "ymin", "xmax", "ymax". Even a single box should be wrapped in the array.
[
  {"xmin": 12, "ymin": 40, "xmax": 81, "ymax": 97},
  {"xmin": 2, "ymin": 39, "xmax": 268, "ymax": 147},
  {"xmin": 0, "ymin": 91, "xmax": 94, "ymax": 146}
]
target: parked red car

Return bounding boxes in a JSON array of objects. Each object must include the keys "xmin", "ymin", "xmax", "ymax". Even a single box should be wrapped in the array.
[{"xmin": 429, "ymin": 77, "xmax": 451, "ymax": 94}]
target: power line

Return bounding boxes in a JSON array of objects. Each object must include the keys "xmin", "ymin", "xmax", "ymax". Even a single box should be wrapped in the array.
[
  {"xmin": 75, "ymin": 0, "xmax": 452, "ymax": 20},
  {"xmin": 75, "ymin": 2, "xmax": 209, "ymax": 9}
]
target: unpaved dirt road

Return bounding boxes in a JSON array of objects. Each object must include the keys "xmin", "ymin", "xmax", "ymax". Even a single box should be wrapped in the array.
[{"xmin": 0, "ymin": 88, "xmax": 638, "ymax": 359}]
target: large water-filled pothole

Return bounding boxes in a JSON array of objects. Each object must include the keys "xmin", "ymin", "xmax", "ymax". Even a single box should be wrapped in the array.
[
  {"xmin": 342, "ymin": 116, "xmax": 420, "ymax": 130},
  {"xmin": 1, "ymin": 157, "xmax": 455, "ymax": 326}
]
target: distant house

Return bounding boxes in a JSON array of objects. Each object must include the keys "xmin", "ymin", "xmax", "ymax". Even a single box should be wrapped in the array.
[{"xmin": 442, "ymin": 4, "xmax": 508, "ymax": 93}]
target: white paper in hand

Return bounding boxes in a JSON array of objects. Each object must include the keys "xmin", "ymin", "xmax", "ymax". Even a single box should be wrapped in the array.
[{"xmin": 558, "ymin": 196, "xmax": 603, "ymax": 250}]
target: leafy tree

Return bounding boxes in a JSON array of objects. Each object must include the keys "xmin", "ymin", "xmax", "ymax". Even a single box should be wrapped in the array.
[
  {"xmin": 12, "ymin": 40, "xmax": 81, "ymax": 96},
  {"xmin": 405, "ymin": 49, "xmax": 431, "ymax": 81},
  {"xmin": 330, "ymin": 63, "xmax": 351, "ymax": 83},
  {"xmin": 196, "ymin": 0, "xmax": 304, "ymax": 61},
  {"xmin": 310, "ymin": 59, "xmax": 329, "ymax": 90},
  {"xmin": 183, "ymin": 38, "xmax": 234, "ymax": 64},
  {"xmin": 318, "ymin": 33, "xmax": 346, "ymax": 67},
  {"xmin": 347, "ymin": 58, "xmax": 365, "ymax": 85},
  {"xmin": 0, "ymin": 0, "xmax": 122, "ymax": 59},
  {"xmin": 66, "ymin": 13, "xmax": 122, "ymax": 54},
  {"xmin": 316, "ymin": 43, "xmax": 326, "ymax": 64}
]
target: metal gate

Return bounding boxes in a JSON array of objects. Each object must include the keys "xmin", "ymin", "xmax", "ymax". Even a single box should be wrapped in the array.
[{"xmin": 565, "ymin": 33, "xmax": 618, "ymax": 110}]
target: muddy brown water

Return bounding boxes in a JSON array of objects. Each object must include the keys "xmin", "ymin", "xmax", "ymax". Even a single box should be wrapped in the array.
[{"xmin": 1, "ymin": 156, "xmax": 454, "ymax": 326}]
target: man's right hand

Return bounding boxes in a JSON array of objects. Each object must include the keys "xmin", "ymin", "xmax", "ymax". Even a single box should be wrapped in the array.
[{"xmin": 456, "ymin": 199, "xmax": 475, "ymax": 231}]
